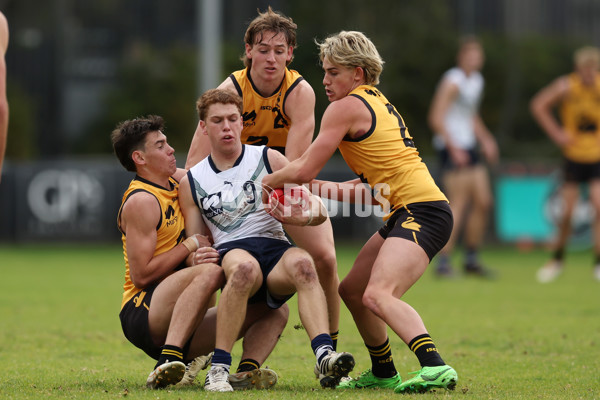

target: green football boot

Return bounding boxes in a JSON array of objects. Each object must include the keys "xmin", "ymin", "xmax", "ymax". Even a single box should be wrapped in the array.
[
  {"xmin": 336, "ymin": 369, "xmax": 401, "ymax": 389},
  {"xmin": 394, "ymin": 365, "xmax": 457, "ymax": 393}
]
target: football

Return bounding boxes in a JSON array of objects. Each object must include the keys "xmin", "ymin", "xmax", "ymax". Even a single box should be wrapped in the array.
[{"xmin": 269, "ymin": 186, "xmax": 307, "ymax": 207}]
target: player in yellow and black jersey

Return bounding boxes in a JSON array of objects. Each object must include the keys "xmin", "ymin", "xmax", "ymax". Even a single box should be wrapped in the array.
[
  {"xmin": 531, "ymin": 46, "xmax": 600, "ymax": 282},
  {"xmin": 185, "ymin": 7, "xmax": 342, "ymax": 351},
  {"xmin": 263, "ymin": 31, "xmax": 458, "ymax": 393},
  {"xmin": 112, "ymin": 115, "xmax": 287, "ymax": 390}
]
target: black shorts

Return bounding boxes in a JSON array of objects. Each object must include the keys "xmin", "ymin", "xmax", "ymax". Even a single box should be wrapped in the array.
[
  {"xmin": 378, "ymin": 201, "xmax": 453, "ymax": 261},
  {"xmin": 119, "ymin": 285, "xmax": 162, "ymax": 360},
  {"xmin": 438, "ymin": 147, "xmax": 480, "ymax": 170},
  {"xmin": 563, "ymin": 158, "xmax": 600, "ymax": 183},
  {"xmin": 119, "ymin": 285, "xmax": 194, "ymax": 360},
  {"xmin": 217, "ymin": 237, "xmax": 295, "ymax": 309}
]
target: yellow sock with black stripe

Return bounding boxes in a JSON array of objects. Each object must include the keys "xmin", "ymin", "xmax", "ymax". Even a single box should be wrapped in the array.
[
  {"xmin": 236, "ymin": 358, "xmax": 260, "ymax": 373},
  {"xmin": 367, "ymin": 338, "xmax": 397, "ymax": 378},
  {"xmin": 330, "ymin": 330, "xmax": 339, "ymax": 351},
  {"xmin": 155, "ymin": 344, "xmax": 184, "ymax": 369},
  {"xmin": 408, "ymin": 334, "xmax": 445, "ymax": 367}
]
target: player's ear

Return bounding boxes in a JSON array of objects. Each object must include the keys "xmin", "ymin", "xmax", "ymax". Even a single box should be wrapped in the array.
[
  {"xmin": 132, "ymin": 150, "xmax": 145, "ymax": 166},
  {"xmin": 199, "ymin": 120, "xmax": 208, "ymax": 136},
  {"xmin": 354, "ymin": 66, "xmax": 365, "ymax": 82},
  {"xmin": 245, "ymin": 43, "xmax": 253, "ymax": 60}
]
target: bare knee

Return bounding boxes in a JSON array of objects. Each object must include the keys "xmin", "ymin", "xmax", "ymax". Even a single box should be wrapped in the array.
[
  {"xmin": 229, "ymin": 261, "xmax": 260, "ymax": 292},
  {"xmin": 362, "ymin": 287, "xmax": 384, "ymax": 318},
  {"xmin": 338, "ymin": 278, "xmax": 362, "ymax": 307},
  {"xmin": 190, "ymin": 264, "xmax": 224, "ymax": 292},
  {"xmin": 291, "ymin": 255, "xmax": 318, "ymax": 285}
]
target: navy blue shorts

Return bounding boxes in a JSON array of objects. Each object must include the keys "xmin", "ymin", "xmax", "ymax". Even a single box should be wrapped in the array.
[
  {"xmin": 378, "ymin": 201, "xmax": 453, "ymax": 261},
  {"xmin": 217, "ymin": 237, "xmax": 295, "ymax": 309}
]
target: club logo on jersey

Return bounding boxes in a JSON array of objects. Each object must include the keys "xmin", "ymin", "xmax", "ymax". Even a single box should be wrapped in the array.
[
  {"xmin": 202, "ymin": 193, "xmax": 223, "ymax": 219},
  {"xmin": 242, "ymin": 110, "xmax": 257, "ymax": 128}
]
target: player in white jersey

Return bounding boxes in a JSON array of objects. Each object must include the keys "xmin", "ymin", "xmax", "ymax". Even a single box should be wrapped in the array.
[
  {"xmin": 179, "ymin": 89, "xmax": 355, "ymax": 392},
  {"xmin": 428, "ymin": 35, "xmax": 499, "ymax": 277}
]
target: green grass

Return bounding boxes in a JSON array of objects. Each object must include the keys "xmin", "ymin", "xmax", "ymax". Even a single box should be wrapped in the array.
[{"xmin": 0, "ymin": 242, "xmax": 598, "ymax": 399}]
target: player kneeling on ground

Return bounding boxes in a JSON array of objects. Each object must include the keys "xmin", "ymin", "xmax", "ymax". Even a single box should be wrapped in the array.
[
  {"xmin": 179, "ymin": 89, "xmax": 355, "ymax": 392},
  {"xmin": 112, "ymin": 115, "xmax": 287, "ymax": 390}
]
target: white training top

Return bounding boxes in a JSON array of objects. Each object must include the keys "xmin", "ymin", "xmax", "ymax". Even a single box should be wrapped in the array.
[
  {"xmin": 187, "ymin": 144, "xmax": 288, "ymax": 247},
  {"xmin": 433, "ymin": 67, "xmax": 483, "ymax": 150}
]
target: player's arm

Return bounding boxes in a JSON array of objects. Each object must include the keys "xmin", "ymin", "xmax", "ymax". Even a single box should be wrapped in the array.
[
  {"xmin": 473, "ymin": 114, "xmax": 499, "ymax": 165},
  {"xmin": 263, "ymin": 96, "xmax": 357, "ymax": 192},
  {"xmin": 179, "ymin": 173, "xmax": 220, "ymax": 265},
  {"xmin": 311, "ymin": 178, "xmax": 378, "ymax": 205},
  {"xmin": 266, "ymin": 148, "xmax": 327, "ymax": 226},
  {"xmin": 282, "ymin": 80, "xmax": 316, "ymax": 161},
  {"xmin": 428, "ymin": 78, "xmax": 469, "ymax": 166},
  {"xmin": 121, "ymin": 192, "xmax": 203, "ymax": 288},
  {"xmin": 530, "ymin": 76, "xmax": 570, "ymax": 147},
  {"xmin": 0, "ymin": 12, "xmax": 9, "ymax": 181}
]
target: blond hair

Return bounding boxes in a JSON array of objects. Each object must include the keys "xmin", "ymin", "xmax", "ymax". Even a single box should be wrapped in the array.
[
  {"xmin": 242, "ymin": 6, "xmax": 297, "ymax": 68},
  {"xmin": 574, "ymin": 46, "xmax": 600, "ymax": 68},
  {"xmin": 317, "ymin": 31, "xmax": 384, "ymax": 86}
]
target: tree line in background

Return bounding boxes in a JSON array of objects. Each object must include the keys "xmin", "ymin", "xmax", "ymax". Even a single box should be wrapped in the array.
[{"xmin": 4, "ymin": 0, "xmax": 585, "ymax": 163}]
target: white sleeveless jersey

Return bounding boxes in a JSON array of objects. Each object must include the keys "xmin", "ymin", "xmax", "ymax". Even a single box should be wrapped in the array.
[
  {"xmin": 187, "ymin": 144, "xmax": 288, "ymax": 247},
  {"xmin": 433, "ymin": 67, "xmax": 483, "ymax": 150}
]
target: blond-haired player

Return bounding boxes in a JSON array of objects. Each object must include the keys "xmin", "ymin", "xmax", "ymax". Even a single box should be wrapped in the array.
[{"xmin": 531, "ymin": 46, "xmax": 600, "ymax": 282}]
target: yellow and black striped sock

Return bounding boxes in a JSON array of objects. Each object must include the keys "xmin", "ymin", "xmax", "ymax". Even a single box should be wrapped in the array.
[
  {"xmin": 330, "ymin": 330, "xmax": 339, "ymax": 351},
  {"xmin": 408, "ymin": 334, "xmax": 445, "ymax": 367},
  {"xmin": 155, "ymin": 344, "xmax": 184, "ymax": 369},
  {"xmin": 367, "ymin": 338, "xmax": 397, "ymax": 378},
  {"xmin": 236, "ymin": 358, "xmax": 260, "ymax": 373}
]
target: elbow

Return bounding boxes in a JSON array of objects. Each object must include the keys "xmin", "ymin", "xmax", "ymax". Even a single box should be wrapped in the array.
[{"xmin": 130, "ymin": 271, "xmax": 151, "ymax": 289}]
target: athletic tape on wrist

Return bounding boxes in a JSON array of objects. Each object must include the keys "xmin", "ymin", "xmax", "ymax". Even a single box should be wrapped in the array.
[{"xmin": 182, "ymin": 236, "xmax": 200, "ymax": 253}]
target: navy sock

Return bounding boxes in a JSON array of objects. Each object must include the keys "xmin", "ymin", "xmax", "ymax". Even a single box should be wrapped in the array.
[
  {"xmin": 212, "ymin": 348, "xmax": 232, "ymax": 372},
  {"xmin": 311, "ymin": 333, "xmax": 334, "ymax": 365},
  {"xmin": 330, "ymin": 330, "xmax": 339, "ymax": 351}
]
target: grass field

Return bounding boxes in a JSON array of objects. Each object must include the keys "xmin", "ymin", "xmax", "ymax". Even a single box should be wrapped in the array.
[{"xmin": 0, "ymin": 242, "xmax": 598, "ymax": 399}]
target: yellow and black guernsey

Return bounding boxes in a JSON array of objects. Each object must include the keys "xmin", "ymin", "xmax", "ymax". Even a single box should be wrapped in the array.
[
  {"xmin": 117, "ymin": 176, "xmax": 185, "ymax": 309},
  {"xmin": 560, "ymin": 73, "xmax": 600, "ymax": 163},
  {"xmin": 338, "ymin": 85, "xmax": 447, "ymax": 220},
  {"xmin": 228, "ymin": 67, "xmax": 304, "ymax": 153}
]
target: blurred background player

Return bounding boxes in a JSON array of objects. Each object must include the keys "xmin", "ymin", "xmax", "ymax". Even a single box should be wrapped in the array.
[
  {"xmin": 112, "ymin": 115, "xmax": 287, "ymax": 390},
  {"xmin": 530, "ymin": 45, "xmax": 600, "ymax": 283},
  {"xmin": 0, "ymin": 11, "xmax": 9, "ymax": 182},
  {"xmin": 428, "ymin": 35, "xmax": 499, "ymax": 277},
  {"xmin": 186, "ymin": 7, "xmax": 341, "ymax": 349},
  {"xmin": 262, "ymin": 31, "xmax": 458, "ymax": 394}
]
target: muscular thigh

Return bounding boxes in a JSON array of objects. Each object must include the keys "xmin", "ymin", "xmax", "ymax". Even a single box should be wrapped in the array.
[
  {"xmin": 149, "ymin": 264, "xmax": 219, "ymax": 338},
  {"xmin": 369, "ymin": 237, "xmax": 430, "ymax": 297},
  {"xmin": 284, "ymin": 216, "xmax": 336, "ymax": 260},
  {"xmin": 340, "ymin": 232, "xmax": 384, "ymax": 294}
]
